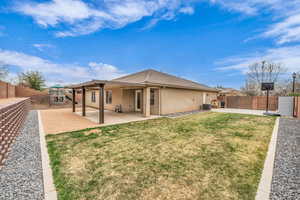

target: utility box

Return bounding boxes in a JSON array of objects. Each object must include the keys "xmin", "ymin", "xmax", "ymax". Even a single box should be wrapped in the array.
[
  {"xmin": 278, "ymin": 96, "xmax": 293, "ymax": 116},
  {"xmin": 202, "ymin": 104, "xmax": 212, "ymax": 110}
]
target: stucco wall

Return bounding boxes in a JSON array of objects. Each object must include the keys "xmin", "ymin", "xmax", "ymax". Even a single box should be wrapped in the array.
[
  {"xmin": 204, "ymin": 92, "xmax": 218, "ymax": 104},
  {"xmin": 86, "ymin": 88, "xmax": 123, "ymax": 111},
  {"xmin": 160, "ymin": 88, "xmax": 206, "ymax": 115},
  {"xmin": 86, "ymin": 87, "xmax": 217, "ymax": 115},
  {"xmin": 150, "ymin": 89, "xmax": 159, "ymax": 115},
  {"xmin": 122, "ymin": 89, "xmax": 136, "ymax": 112}
]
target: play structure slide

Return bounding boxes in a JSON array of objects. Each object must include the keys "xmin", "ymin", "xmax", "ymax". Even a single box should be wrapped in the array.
[{"xmin": 65, "ymin": 92, "xmax": 78, "ymax": 104}]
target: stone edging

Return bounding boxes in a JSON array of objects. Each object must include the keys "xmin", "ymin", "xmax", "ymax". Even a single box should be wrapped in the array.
[
  {"xmin": 255, "ymin": 117, "xmax": 280, "ymax": 200},
  {"xmin": 38, "ymin": 111, "xmax": 57, "ymax": 200}
]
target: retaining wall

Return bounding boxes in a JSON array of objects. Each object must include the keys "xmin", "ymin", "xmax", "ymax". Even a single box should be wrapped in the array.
[{"xmin": 0, "ymin": 98, "xmax": 30, "ymax": 166}]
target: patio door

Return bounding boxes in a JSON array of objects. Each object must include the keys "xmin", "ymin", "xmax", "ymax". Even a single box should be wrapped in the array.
[{"xmin": 135, "ymin": 90, "xmax": 142, "ymax": 112}]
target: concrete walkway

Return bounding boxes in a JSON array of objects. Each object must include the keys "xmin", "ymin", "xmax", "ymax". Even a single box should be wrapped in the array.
[{"xmin": 212, "ymin": 108, "xmax": 265, "ymax": 115}]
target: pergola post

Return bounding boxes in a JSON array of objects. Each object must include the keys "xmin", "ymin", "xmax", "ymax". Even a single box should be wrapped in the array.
[
  {"xmin": 143, "ymin": 87, "xmax": 151, "ymax": 117},
  {"xmin": 98, "ymin": 84, "xmax": 105, "ymax": 124},
  {"xmin": 72, "ymin": 89, "xmax": 76, "ymax": 112},
  {"xmin": 82, "ymin": 86, "xmax": 86, "ymax": 116}
]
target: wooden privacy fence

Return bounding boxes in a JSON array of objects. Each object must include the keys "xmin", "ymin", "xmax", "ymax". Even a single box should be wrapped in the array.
[
  {"xmin": 0, "ymin": 98, "xmax": 30, "ymax": 166},
  {"xmin": 224, "ymin": 96, "xmax": 278, "ymax": 111},
  {"xmin": 294, "ymin": 97, "xmax": 300, "ymax": 119}
]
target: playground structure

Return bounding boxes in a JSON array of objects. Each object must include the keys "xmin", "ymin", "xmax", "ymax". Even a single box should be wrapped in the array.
[{"xmin": 49, "ymin": 85, "xmax": 78, "ymax": 105}]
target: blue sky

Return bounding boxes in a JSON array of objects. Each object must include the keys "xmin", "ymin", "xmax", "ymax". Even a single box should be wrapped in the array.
[{"xmin": 1, "ymin": 0, "xmax": 300, "ymax": 88}]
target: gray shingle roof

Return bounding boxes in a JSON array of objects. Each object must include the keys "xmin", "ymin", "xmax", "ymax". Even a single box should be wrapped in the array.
[{"xmin": 113, "ymin": 69, "xmax": 218, "ymax": 92}]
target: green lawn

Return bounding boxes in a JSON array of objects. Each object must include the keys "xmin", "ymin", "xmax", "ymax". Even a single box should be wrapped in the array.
[{"xmin": 46, "ymin": 112, "xmax": 275, "ymax": 200}]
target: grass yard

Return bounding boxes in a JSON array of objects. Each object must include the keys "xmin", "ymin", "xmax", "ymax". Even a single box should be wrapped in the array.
[{"xmin": 46, "ymin": 112, "xmax": 275, "ymax": 200}]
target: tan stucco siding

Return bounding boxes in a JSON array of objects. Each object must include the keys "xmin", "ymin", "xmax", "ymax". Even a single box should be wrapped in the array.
[
  {"xmin": 150, "ymin": 89, "xmax": 159, "ymax": 115},
  {"xmin": 86, "ymin": 88, "xmax": 123, "ymax": 111},
  {"xmin": 204, "ymin": 92, "xmax": 218, "ymax": 104},
  {"xmin": 160, "ymin": 88, "xmax": 205, "ymax": 115},
  {"xmin": 122, "ymin": 89, "xmax": 135, "ymax": 112}
]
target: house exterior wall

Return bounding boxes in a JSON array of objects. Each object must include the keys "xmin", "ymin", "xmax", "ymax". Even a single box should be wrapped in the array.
[
  {"xmin": 86, "ymin": 87, "xmax": 217, "ymax": 115},
  {"xmin": 86, "ymin": 88, "xmax": 123, "ymax": 111},
  {"xmin": 205, "ymin": 92, "xmax": 218, "ymax": 104},
  {"xmin": 122, "ymin": 89, "xmax": 136, "ymax": 112},
  {"xmin": 160, "ymin": 88, "xmax": 217, "ymax": 115},
  {"xmin": 150, "ymin": 88, "xmax": 159, "ymax": 115}
]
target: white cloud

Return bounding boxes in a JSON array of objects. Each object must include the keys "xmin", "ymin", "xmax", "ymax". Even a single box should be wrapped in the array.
[
  {"xmin": 0, "ymin": 49, "xmax": 126, "ymax": 86},
  {"xmin": 33, "ymin": 43, "xmax": 55, "ymax": 51},
  {"xmin": 14, "ymin": 0, "xmax": 196, "ymax": 37},
  {"xmin": 12, "ymin": 0, "xmax": 300, "ymax": 43},
  {"xmin": 209, "ymin": 0, "xmax": 300, "ymax": 44},
  {"xmin": 88, "ymin": 62, "xmax": 127, "ymax": 80},
  {"xmin": 216, "ymin": 46, "xmax": 300, "ymax": 73},
  {"xmin": 16, "ymin": 0, "xmax": 110, "ymax": 27},
  {"xmin": 263, "ymin": 13, "xmax": 300, "ymax": 44},
  {"xmin": 179, "ymin": 6, "xmax": 195, "ymax": 15}
]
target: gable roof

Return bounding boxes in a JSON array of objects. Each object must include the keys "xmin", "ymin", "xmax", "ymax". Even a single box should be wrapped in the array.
[{"xmin": 113, "ymin": 69, "xmax": 218, "ymax": 92}]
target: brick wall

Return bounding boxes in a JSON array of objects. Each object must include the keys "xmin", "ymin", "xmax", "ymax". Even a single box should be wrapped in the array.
[{"xmin": 0, "ymin": 98, "xmax": 30, "ymax": 166}]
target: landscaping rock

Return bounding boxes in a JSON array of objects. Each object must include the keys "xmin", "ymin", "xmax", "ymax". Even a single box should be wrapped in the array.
[
  {"xmin": 270, "ymin": 118, "xmax": 300, "ymax": 200},
  {"xmin": 0, "ymin": 111, "xmax": 44, "ymax": 200}
]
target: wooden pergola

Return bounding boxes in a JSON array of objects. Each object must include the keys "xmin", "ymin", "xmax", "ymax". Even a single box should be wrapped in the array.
[{"xmin": 69, "ymin": 80, "xmax": 146, "ymax": 124}]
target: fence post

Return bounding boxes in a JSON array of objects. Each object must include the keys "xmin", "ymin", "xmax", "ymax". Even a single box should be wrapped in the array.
[{"xmin": 6, "ymin": 82, "xmax": 8, "ymax": 98}]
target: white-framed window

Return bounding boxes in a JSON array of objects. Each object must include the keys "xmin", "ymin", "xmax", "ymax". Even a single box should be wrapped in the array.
[
  {"xmin": 106, "ymin": 90, "xmax": 112, "ymax": 104},
  {"xmin": 91, "ymin": 91, "xmax": 96, "ymax": 102}
]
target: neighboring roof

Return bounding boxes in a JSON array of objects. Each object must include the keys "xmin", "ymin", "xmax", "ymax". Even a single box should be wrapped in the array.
[
  {"xmin": 219, "ymin": 88, "xmax": 243, "ymax": 94},
  {"xmin": 113, "ymin": 69, "xmax": 218, "ymax": 92},
  {"xmin": 69, "ymin": 69, "xmax": 218, "ymax": 92}
]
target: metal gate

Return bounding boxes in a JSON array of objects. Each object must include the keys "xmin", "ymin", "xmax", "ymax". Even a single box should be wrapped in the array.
[{"xmin": 278, "ymin": 96, "xmax": 293, "ymax": 116}]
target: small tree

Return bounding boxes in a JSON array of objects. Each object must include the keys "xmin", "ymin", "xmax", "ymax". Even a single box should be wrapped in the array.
[
  {"xmin": 241, "ymin": 79, "xmax": 258, "ymax": 96},
  {"xmin": 18, "ymin": 71, "xmax": 45, "ymax": 91}
]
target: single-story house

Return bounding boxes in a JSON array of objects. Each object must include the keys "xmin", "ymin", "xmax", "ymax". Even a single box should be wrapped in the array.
[{"xmin": 70, "ymin": 69, "xmax": 218, "ymax": 123}]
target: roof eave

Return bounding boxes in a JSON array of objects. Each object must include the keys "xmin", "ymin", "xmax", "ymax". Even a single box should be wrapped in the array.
[{"xmin": 67, "ymin": 80, "xmax": 146, "ymax": 89}]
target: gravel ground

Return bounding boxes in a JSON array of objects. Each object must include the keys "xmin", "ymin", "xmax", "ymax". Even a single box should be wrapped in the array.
[
  {"xmin": 0, "ymin": 111, "xmax": 44, "ymax": 200},
  {"xmin": 270, "ymin": 118, "xmax": 300, "ymax": 200}
]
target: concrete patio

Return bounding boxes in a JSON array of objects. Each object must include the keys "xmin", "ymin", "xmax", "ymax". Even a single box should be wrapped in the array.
[
  {"xmin": 40, "ymin": 107, "xmax": 160, "ymax": 134},
  {"xmin": 76, "ymin": 109, "xmax": 160, "ymax": 125}
]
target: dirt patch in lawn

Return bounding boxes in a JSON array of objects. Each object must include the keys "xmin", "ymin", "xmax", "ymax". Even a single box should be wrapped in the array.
[{"xmin": 47, "ymin": 112, "xmax": 275, "ymax": 200}]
